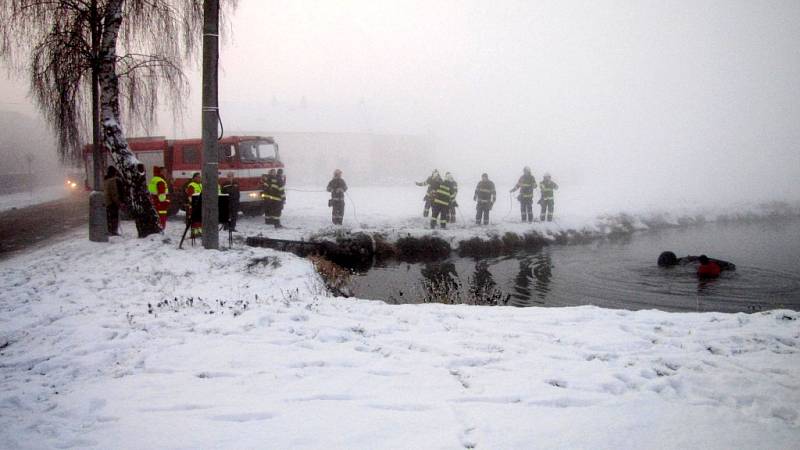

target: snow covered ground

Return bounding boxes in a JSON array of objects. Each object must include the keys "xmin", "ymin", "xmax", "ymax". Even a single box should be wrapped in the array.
[
  {"xmin": 1, "ymin": 185, "xmax": 799, "ymax": 449},
  {"xmin": 0, "ymin": 184, "xmax": 74, "ymax": 213}
]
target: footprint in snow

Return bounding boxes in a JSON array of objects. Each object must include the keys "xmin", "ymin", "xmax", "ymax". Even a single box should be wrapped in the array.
[
  {"xmin": 210, "ymin": 412, "xmax": 275, "ymax": 422},
  {"xmin": 771, "ymin": 407, "xmax": 798, "ymax": 424},
  {"xmin": 447, "ymin": 356, "xmax": 500, "ymax": 368},
  {"xmin": 196, "ymin": 371, "xmax": 237, "ymax": 379},
  {"xmin": 287, "ymin": 394, "xmax": 355, "ymax": 402},
  {"xmin": 55, "ymin": 438, "xmax": 97, "ymax": 448},
  {"xmin": 450, "ymin": 369, "xmax": 471, "ymax": 389},
  {"xmin": 88, "ymin": 398, "xmax": 106, "ymax": 413},
  {"xmin": 460, "ymin": 426, "xmax": 478, "ymax": 449},
  {"xmin": 528, "ymin": 397, "xmax": 599, "ymax": 408},
  {"xmin": 451, "ymin": 396, "xmax": 522, "ymax": 404},
  {"xmin": 367, "ymin": 369, "xmax": 409, "ymax": 377},
  {"xmin": 140, "ymin": 404, "xmax": 213, "ymax": 412},
  {"xmin": 367, "ymin": 403, "xmax": 433, "ymax": 412}
]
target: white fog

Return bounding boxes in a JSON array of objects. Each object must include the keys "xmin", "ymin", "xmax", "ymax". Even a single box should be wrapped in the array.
[
  {"xmin": 1, "ymin": 3, "xmax": 799, "ymax": 449},
  {"xmin": 2, "ymin": 0, "xmax": 799, "ymax": 207}
]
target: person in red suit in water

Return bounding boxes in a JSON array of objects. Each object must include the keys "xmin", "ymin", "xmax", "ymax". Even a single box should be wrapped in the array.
[
  {"xmin": 658, "ymin": 251, "xmax": 735, "ymax": 279},
  {"xmin": 696, "ymin": 255, "xmax": 722, "ymax": 278}
]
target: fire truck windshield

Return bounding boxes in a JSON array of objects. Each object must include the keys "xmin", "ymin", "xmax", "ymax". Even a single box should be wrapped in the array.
[{"xmin": 240, "ymin": 141, "xmax": 277, "ymax": 162}]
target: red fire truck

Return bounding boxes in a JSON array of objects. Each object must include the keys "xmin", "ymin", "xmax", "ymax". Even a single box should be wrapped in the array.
[{"xmin": 82, "ymin": 135, "xmax": 282, "ymax": 215}]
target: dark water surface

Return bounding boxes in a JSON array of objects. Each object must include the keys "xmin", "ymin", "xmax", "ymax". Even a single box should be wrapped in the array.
[{"xmin": 349, "ymin": 220, "xmax": 800, "ymax": 313}]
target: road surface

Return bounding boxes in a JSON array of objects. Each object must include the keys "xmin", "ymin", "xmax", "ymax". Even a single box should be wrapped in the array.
[{"xmin": 0, "ymin": 193, "xmax": 87, "ymax": 259}]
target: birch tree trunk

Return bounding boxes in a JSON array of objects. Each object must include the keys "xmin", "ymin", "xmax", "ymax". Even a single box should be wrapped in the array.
[{"xmin": 98, "ymin": 0, "xmax": 161, "ymax": 238}]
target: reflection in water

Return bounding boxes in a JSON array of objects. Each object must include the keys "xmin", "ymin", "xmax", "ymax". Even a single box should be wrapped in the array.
[
  {"xmin": 513, "ymin": 259, "xmax": 533, "ymax": 303},
  {"xmin": 418, "ymin": 260, "xmax": 508, "ymax": 305},
  {"xmin": 469, "ymin": 260, "xmax": 508, "ymax": 305},
  {"xmin": 697, "ymin": 278, "xmax": 718, "ymax": 295},
  {"xmin": 532, "ymin": 251, "xmax": 553, "ymax": 300},
  {"xmin": 512, "ymin": 252, "xmax": 553, "ymax": 304},
  {"xmin": 420, "ymin": 262, "xmax": 460, "ymax": 304},
  {"xmin": 470, "ymin": 260, "xmax": 495, "ymax": 299}
]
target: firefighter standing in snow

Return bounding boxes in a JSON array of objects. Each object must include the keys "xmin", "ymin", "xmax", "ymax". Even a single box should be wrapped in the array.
[
  {"xmin": 444, "ymin": 172, "xmax": 458, "ymax": 224},
  {"xmin": 474, "ymin": 173, "xmax": 496, "ymax": 225},
  {"xmin": 538, "ymin": 173, "xmax": 558, "ymax": 222},
  {"xmin": 416, "ymin": 169, "xmax": 440, "ymax": 217},
  {"xmin": 276, "ymin": 169, "xmax": 286, "ymax": 221},
  {"xmin": 510, "ymin": 166, "xmax": 537, "ymax": 223},
  {"xmin": 261, "ymin": 169, "xmax": 285, "ymax": 228},
  {"xmin": 148, "ymin": 166, "xmax": 170, "ymax": 230},
  {"xmin": 184, "ymin": 172, "xmax": 203, "ymax": 237},
  {"xmin": 221, "ymin": 172, "xmax": 239, "ymax": 231},
  {"xmin": 326, "ymin": 169, "xmax": 348, "ymax": 225},
  {"xmin": 429, "ymin": 172, "xmax": 454, "ymax": 229}
]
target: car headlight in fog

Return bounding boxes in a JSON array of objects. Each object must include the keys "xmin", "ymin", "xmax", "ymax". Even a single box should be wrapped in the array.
[{"xmin": 248, "ymin": 192, "xmax": 259, "ymax": 198}]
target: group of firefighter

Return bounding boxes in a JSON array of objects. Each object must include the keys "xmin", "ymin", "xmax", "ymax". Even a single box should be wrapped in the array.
[
  {"xmin": 182, "ymin": 171, "xmax": 241, "ymax": 237},
  {"xmin": 260, "ymin": 168, "xmax": 348, "ymax": 228},
  {"xmin": 138, "ymin": 168, "xmax": 241, "ymax": 238},
  {"xmin": 133, "ymin": 165, "xmax": 556, "ymax": 235},
  {"xmin": 417, "ymin": 167, "xmax": 558, "ymax": 228}
]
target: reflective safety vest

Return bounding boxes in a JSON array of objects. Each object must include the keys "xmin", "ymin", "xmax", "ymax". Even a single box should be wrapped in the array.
[
  {"xmin": 148, "ymin": 176, "xmax": 169, "ymax": 202},
  {"xmin": 186, "ymin": 181, "xmax": 202, "ymax": 196},
  {"xmin": 261, "ymin": 175, "xmax": 284, "ymax": 202},
  {"xmin": 516, "ymin": 174, "xmax": 537, "ymax": 199},
  {"xmin": 540, "ymin": 179, "xmax": 558, "ymax": 201},
  {"xmin": 447, "ymin": 180, "xmax": 458, "ymax": 198},
  {"xmin": 432, "ymin": 180, "xmax": 453, "ymax": 206},
  {"xmin": 475, "ymin": 180, "xmax": 496, "ymax": 203}
]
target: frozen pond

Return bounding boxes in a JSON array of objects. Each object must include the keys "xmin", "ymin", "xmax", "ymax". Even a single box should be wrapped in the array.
[{"xmin": 349, "ymin": 219, "xmax": 800, "ymax": 313}]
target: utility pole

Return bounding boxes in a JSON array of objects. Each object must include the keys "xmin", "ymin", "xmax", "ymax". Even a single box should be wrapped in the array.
[
  {"xmin": 201, "ymin": 0, "xmax": 220, "ymax": 249},
  {"xmin": 88, "ymin": 0, "xmax": 108, "ymax": 242}
]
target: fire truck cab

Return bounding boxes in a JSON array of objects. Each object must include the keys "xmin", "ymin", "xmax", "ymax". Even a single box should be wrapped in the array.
[{"xmin": 83, "ymin": 135, "xmax": 282, "ymax": 215}]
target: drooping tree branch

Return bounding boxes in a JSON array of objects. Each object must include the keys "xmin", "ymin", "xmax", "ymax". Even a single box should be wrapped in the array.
[
  {"xmin": 0, "ymin": 0, "xmax": 237, "ymax": 162},
  {"xmin": 0, "ymin": 0, "xmax": 237, "ymax": 237}
]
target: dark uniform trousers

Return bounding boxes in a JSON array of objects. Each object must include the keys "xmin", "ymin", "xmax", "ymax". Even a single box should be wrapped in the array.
[
  {"xmin": 476, "ymin": 201, "xmax": 491, "ymax": 225},
  {"xmin": 331, "ymin": 199, "xmax": 345, "ymax": 225},
  {"xmin": 430, "ymin": 181, "xmax": 453, "ymax": 229},
  {"xmin": 520, "ymin": 199, "xmax": 534, "ymax": 222},
  {"xmin": 431, "ymin": 203, "xmax": 448, "ymax": 229},
  {"xmin": 540, "ymin": 199, "xmax": 554, "ymax": 222},
  {"xmin": 262, "ymin": 175, "xmax": 284, "ymax": 227},
  {"xmin": 265, "ymin": 200, "xmax": 283, "ymax": 225},
  {"xmin": 221, "ymin": 185, "xmax": 239, "ymax": 230}
]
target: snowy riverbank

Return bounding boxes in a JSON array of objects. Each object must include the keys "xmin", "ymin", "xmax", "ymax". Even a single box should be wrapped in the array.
[
  {"xmin": 1, "ymin": 220, "xmax": 798, "ymax": 448},
  {"xmin": 231, "ymin": 185, "xmax": 800, "ymax": 250}
]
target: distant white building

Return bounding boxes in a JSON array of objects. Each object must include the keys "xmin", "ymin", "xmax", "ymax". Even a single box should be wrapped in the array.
[
  {"xmin": 239, "ymin": 131, "xmax": 435, "ymax": 186},
  {"xmin": 225, "ymin": 97, "xmax": 436, "ymax": 185}
]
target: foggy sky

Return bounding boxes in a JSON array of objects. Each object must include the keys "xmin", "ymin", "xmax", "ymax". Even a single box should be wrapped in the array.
[{"xmin": 2, "ymin": 0, "xmax": 799, "ymax": 205}]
